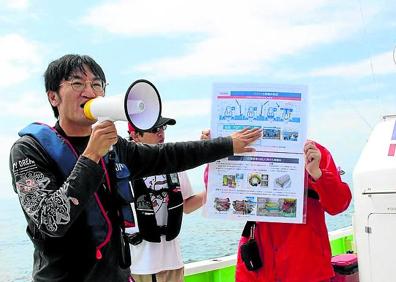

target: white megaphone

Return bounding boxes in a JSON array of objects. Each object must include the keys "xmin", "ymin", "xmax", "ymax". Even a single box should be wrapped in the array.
[{"xmin": 83, "ymin": 79, "xmax": 162, "ymax": 131}]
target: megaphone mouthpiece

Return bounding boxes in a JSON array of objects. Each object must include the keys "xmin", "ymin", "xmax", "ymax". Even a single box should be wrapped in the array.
[{"xmin": 83, "ymin": 99, "xmax": 97, "ymax": 121}]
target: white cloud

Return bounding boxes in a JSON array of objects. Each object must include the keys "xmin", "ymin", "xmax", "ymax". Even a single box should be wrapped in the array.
[
  {"xmin": 82, "ymin": 0, "xmax": 370, "ymax": 78},
  {"xmin": 310, "ymin": 51, "xmax": 396, "ymax": 78},
  {"xmin": 161, "ymin": 99, "xmax": 211, "ymax": 119},
  {"xmin": 2, "ymin": 90, "xmax": 54, "ymax": 124},
  {"xmin": 0, "ymin": 34, "xmax": 42, "ymax": 87},
  {"xmin": 134, "ymin": 19, "xmax": 359, "ymax": 78},
  {"xmin": 1, "ymin": 0, "xmax": 29, "ymax": 10},
  {"xmin": 82, "ymin": 0, "xmax": 353, "ymax": 36},
  {"xmin": 161, "ymin": 99, "xmax": 211, "ymax": 142},
  {"xmin": 0, "ymin": 90, "xmax": 54, "ymax": 197},
  {"xmin": 0, "ymin": 135, "xmax": 17, "ymax": 199},
  {"xmin": 308, "ymin": 95, "xmax": 396, "ymax": 173},
  {"xmin": 113, "ymin": 98, "xmax": 212, "ymax": 141}
]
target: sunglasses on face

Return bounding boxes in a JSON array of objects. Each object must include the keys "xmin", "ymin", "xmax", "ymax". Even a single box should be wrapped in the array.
[{"xmin": 148, "ymin": 125, "xmax": 167, "ymax": 133}]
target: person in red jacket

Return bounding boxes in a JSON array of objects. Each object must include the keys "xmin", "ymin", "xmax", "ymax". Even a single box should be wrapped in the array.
[{"xmin": 235, "ymin": 140, "xmax": 352, "ymax": 282}]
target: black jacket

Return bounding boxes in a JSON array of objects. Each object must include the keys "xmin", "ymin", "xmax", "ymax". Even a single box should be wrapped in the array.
[{"xmin": 9, "ymin": 123, "xmax": 233, "ymax": 282}]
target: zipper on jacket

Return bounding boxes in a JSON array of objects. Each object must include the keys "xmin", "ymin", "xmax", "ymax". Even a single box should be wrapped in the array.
[{"xmin": 168, "ymin": 203, "xmax": 183, "ymax": 210}]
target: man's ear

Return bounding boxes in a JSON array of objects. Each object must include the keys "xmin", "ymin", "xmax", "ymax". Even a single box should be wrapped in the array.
[
  {"xmin": 47, "ymin": 91, "xmax": 60, "ymax": 107},
  {"xmin": 130, "ymin": 131, "xmax": 142, "ymax": 142}
]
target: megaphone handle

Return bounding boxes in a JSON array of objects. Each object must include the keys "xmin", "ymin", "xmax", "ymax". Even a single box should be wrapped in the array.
[{"xmin": 94, "ymin": 117, "xmax": 115, "ymax": 151}]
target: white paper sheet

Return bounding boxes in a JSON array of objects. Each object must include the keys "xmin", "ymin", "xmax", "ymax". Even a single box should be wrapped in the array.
[{"xmin": 205, "ymin": 83, "xmax": 308, "ymax": 223}]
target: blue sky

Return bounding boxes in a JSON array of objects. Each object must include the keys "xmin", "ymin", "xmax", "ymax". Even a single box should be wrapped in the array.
[{"xmin": 1, "ymin": 0, "xmax": 396, "ymax": 198}]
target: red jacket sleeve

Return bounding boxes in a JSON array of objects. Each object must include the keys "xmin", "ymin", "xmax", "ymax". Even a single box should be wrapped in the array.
[{"xmin": 309, "ymin": 142, "xmax": 352, "ymax": 215}]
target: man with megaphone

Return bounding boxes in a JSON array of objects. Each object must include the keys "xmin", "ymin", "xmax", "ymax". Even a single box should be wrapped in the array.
[{"xmin": 9, "ymin": 54, "xmax": 261, "ymax": 282}]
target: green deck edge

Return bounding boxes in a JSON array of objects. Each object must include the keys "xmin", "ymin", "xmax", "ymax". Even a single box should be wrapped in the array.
[
  {"xmin": 185, "ymin": 265, "xmax": 235, "ymax": 282},
  {"xmin": 330, "ymin": 234, "xmax": 354, "ymax": 255},
  {"xmin": 185, "ymin": 234, "xmax": 354, "ymax": 282}
]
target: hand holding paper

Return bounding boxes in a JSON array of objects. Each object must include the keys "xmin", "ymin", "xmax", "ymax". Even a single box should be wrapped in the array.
[{"xmin": 304, "ymin": 141, "xmax": 322, "ymax": 180}]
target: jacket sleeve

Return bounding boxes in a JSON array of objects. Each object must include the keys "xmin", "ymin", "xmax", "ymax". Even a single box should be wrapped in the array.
[
  {"xmin": 9, "ymin": 136, "xmax": 105, "ymax": 237},
  {"xmin": 309, "ymin": 142, "xmax": 352, "ymax": 215},
  {"xmin": 117, "ymin": 136, "xmax": 234, "ymax": 179}
]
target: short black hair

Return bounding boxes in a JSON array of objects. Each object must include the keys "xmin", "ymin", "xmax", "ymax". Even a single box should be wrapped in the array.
[
  {"xmin": 134, "ymin": 129, "xmax": 145, "ymax": 136},
  {"xmin": 44, "ymin": 54, "xmax": 106, "ymax": 118},
  {"xmin": 128, "ymin": 129, "xmax": 144, "ymax": 142}
]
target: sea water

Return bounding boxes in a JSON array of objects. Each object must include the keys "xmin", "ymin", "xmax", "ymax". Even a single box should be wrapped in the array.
[{"xmin": 0, "ymin": 197, "xmax": 353, "ymax": 281}]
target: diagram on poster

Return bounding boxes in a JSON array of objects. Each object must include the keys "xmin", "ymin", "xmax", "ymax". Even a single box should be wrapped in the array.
[{"xmin": 205, "ymin": 83, "xmax": 308, "ymax": 223}]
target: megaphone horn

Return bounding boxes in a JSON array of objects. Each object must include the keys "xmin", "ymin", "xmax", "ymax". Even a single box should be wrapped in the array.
[{"xmin": 83, "ymin": 79, "xmax": 162, "ymax": 131}]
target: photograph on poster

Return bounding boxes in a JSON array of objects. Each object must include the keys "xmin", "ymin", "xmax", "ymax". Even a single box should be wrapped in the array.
[
  {"xmin": 214, "ymin": 197, "xmax": 231, "ymax": 212},
  {"xmin": 263, "ymin": 127, "xmax": 281, "ymax": 140},
  {"xmin": 282, "ymin": 130, "xmax": 299, "ymax": 141},
  {"xmin": 222, "ymin": 175, "xmax": 237, "ymax": 188},
  {"xmin": 232, "ymin": 197, "xmax": 255, "ymax": 215},
  {"xmin": 256, "ymin": 197, "xmax": 297, "ymax": 217},
  {"xmin": 274, "ymin": 174, "xmax": 291, "ymax": 189}
]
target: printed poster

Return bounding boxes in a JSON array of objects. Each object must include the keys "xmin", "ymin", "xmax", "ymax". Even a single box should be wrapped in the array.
[{"xmin": 205, "ymin": 83, "xmax": 308, "ymax": 223}]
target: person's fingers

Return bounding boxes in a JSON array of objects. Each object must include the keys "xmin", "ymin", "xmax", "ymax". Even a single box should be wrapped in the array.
[
  {"xmin": 200, "ymin": 129, "xmax": 211, "ymax": 140},
  {"xmin": 239, "ymin": 127, "xmax": 249, "ymax": 133},
  {"xmin": 305, "ymin": 146, "xmax": 318, "ymax": 154},
  {"xmin": 304, "ymin": 140, "xmax": 314, "ymax": 145},
  {"xmin": 306, "ymin": 151, "xmax": 320, "ymax": 163},
  {"xmin": 248, "ymin": 129, "xmax": 262, "ymax": 138},
  {"xmin": 92, "ymin": 120, "xmax": 114, "ymax": 129},
  {"xmin": 95, "ymin": 129, "xmax": 117, "ymax": 137},
  {"xmin": 232, "ymin": 127, "xmax": 257, "ymax": 139},
  {"xmin": 244, "ymin": 128, "xmax": 261, "ymax": 136},
  {"xmin": 304, "ymin": 144, "xmax": 312, "ymax": 154},
  {"xmin": 92, "ymin": 124, "xmax": 116, "ymax": 137},
  {"xmin": 245, "ymin": 127, "xmax": 261, "ymax": 133},
  {"xmin": 304, "ymin": 141, "xmax": 317, "ymax": 153},
  {"xmin": 241, "ymin": 128, "xmax": 262, "ymax": 141},
  {"xmin": 201, "ymin": 133, "xmax": 209, "ymax": 140},
  {"xmin": 305, "ymin": 152, "xmax": 314, "ymax": 162}
]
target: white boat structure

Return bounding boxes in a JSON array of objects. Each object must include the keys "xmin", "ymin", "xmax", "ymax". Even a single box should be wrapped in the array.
[{"xmin": 354, "ymin": 115, "xmax": 396, "ymax": 282}]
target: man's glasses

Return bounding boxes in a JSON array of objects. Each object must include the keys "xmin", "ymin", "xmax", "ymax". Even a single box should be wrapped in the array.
[
  {"xmin": 59, "ymin": 79, "xmax": 107, "ymax": 93},
  {"xmin": 148, "ymin": 125, "xmax": 167, "ymax": 133}
]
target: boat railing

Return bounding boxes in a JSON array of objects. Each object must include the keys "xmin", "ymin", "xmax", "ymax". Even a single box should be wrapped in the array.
[{"xmin": 184, "ymin": 225, "xmax": 354, "ymax": 280}]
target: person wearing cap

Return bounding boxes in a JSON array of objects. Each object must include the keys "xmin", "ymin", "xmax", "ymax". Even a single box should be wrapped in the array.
[
  {"xmin": 128, "ymin": 116, "xmax": 176, "ymax": 145},
  {"xmin": 127, "ymin": 116, "xmax": 207, "ymax": 282}
]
